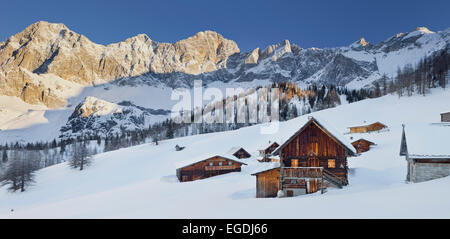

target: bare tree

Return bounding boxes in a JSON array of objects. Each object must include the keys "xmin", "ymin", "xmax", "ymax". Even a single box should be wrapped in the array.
[
  {"xmin": 1, "ymin": 150, "xmax": 38, "ymax": 192},
  {"xmin": 69, "ymin": 140, "xmax": 92, "ymax": 171}
]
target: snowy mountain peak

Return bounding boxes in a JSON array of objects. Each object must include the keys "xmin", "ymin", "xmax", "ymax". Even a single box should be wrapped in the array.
[
  {"xmin": 349, "ymin": 37, "xmax": 371, "ymax": 50},
  {"xmin": 358, "ymin": 37, "xmax": 369, "ymax": 46},
  {"xmin": 415, "ymin": 27, "xmax": 434, "ymax": 34},
  {"xmin": 260, "ymin": 39, "xmax": 292, "ymax": 61}
]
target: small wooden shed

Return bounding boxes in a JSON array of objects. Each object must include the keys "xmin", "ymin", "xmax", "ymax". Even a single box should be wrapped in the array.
[
  {"xmin": 176, "ymin": 155, "xmax": 247, "ymax": 182},
  {"xmin": 228, "ymin": 147, "xmax": 251, "ymax": 159},
  {"xmin": 351, "ymin": 139, "xmax": 375, "ymax": 153},
  {"xmin": 251, "ymin": 167, "xmax": 280, "ymax": 198},
  {"xmin": 441, "ymin": 112, "xmax": 450, "ymax": 122},
  {"xmin": 349, "ymin": 122, "xmax": 387, "ymax": 133}
]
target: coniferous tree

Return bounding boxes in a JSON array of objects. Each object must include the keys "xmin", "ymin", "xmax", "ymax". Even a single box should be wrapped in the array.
[{"xmin": 2, "ymin": 148, "xmax": 7, "ymax": 163}]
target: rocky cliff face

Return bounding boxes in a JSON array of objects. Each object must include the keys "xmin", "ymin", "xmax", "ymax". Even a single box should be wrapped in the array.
[
  {"xmin": 0, "ymin": 21, "xmax": 239, "ymax": 107},
  {"xmin": 0, "ymin": 22, "xmax": 448, "ymax": 108}
]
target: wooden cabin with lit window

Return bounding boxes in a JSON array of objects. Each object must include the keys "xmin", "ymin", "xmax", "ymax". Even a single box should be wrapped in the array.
[
  {"xmin": 253, "ymin": 117, "xmax": 356, "ymax": 197},
  {"xmin": 351, "ymin": 138, "xmax": 375, "ymax": 153},
  {"xmin": 228, "ymin": 147, "xmax": 251, "ymax": 159},
  {"xmin": 176, "ymin": 155, "xmax": 247, "ymax": 182}
]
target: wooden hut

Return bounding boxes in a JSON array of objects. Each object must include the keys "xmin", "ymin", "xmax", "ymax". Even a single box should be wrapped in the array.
[
  {"xmin": 251, "ymin": 167, "xmax": 280, "ymax": 198},
  {"xmin": 351, "ymin": 139, "xmax": 375, "ymax": 153},
  {"xmin": 258, "ymin": 141, "xmax": 280, "ymax": 162},
  {"xmin": 348, "ymin": 122, "xmax": 387, "ymax": 133},
  {"xmin": 441, "ymin": 112, "xmax": 450, "ymax": 122},
  {"xmin": 253, "ymin": 117, "xmax": 356, "ymax": 197},
  {"xmin": 228, "ymin": 147, "xmax": 251, "ymax": 159},
  {"xmin": 400, "ymin": 123, "xmax": 450, "ymax": 183},
  {"xmin": 176, "ymin": 155, "xmax": 247, "ymax": 182},
  {"xmin": 259, "ymin": 142, "xmax": 280, "ymax": 156}
]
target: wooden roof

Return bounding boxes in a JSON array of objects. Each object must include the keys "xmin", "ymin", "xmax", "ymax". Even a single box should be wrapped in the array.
[{"xmin": 272, "ymin": 117, "xmax": 357, "ymax": 156}]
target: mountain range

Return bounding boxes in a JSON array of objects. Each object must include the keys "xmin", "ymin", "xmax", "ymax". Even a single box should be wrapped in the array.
[{"xmin": 0, "ymin": 21, "xmax": 448, "ymax": 142}]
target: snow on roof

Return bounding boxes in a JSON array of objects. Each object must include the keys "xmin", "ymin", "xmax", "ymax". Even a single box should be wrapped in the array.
[
  {"xmin": 273, "ymin": 116, "xmax": 357, "ymax": 155},
  {"xmin": 227, "ymin": 147, "xmax": 244, "ymax": 155},
  {"xmin": 404, "ymin": 123, "xmax": 450, "ymax": 158},
  {"xmin": 352, "ymin": 138, "xmax": 375, "ymax": 144},
  {"xmin": 259, "ymin": 141, "xmax": 279, "ymax": 151},
  {"xmin": 348, "ymin": 121, "xmax": 386, "ymax": 128},
  {"xmin": 251, "ymin": 162, "xmax": 280, "ymax": 175},
  {"xmin": 175, "ymin": 152, "xmax": 246, "ymax": 169}
]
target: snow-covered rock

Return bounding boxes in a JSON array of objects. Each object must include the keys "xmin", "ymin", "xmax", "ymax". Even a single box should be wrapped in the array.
[{"xmin": 59, "ymin": 97, "xmax": 169, "ymax": 139}]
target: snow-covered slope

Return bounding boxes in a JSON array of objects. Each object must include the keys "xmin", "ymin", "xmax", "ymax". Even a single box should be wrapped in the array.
[{"xmin": 1, "ymin": 89, "xmax": 450, "ymax": 218}]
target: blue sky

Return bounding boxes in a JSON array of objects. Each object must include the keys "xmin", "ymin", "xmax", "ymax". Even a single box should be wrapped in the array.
[{"xmin": 1, "ymin": 0, "xmax": 449, "ymax": 51}]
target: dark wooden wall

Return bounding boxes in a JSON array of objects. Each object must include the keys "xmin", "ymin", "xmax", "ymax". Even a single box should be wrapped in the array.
[
  {"xmin": 234, "ymin": 149, "xmax": 251, "ymax": 159},
  {"xmin": 352, "ymin": 139, "xmax": 374, "ymax": 153},
  {"xmin": 350, "ymin": 122, "xmax": 386, "ymax": 133},
  {"xmin": 442, "ymin": 113, "xmax": 450, "ymax": 122},
  {"xmin": 264, "ymin": 143, "xmax": 280, "ymax": 155},
  {"xmin": 177, "ymin": 156, "xmax": 243, "ymax": 182}
]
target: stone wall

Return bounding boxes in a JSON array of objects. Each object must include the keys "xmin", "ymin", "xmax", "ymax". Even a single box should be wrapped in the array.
[{"xmin": 411, "ymin": 162, "xmax": 450, "ymax": 182}]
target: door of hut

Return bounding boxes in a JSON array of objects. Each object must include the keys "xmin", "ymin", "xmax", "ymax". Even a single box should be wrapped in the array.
[{"xmin": 306, "ymin": 157, "xmax": 320, "ymax": 193}]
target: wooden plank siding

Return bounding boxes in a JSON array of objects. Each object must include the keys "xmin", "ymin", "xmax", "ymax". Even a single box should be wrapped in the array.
[
  {"xmin": 349, "ymin": 122, "xmax": 387, "ymax": 133},
  {"xmin": 177, "ymin": 156, "xmax": 245, "ymax": 182},
  {"xmin": 351, "ymin": 139, "xmax": 375, "ymax": 153},
  {"xmin": 233, "ymin": 148, "xmax": 251, "ymax": 159},
  {"xmin": 253, "ymin": 168, "xmax": 280, "ymax": 198},
  {"xmin": 263, "ymin": 142, "xmax": 280, "ymax": 155}
]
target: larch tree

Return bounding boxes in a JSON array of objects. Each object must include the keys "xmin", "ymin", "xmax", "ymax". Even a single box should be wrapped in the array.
[
  {"xmin": 1, "ymin": 150, "xmax": 38, "ymax": 192},
  {"xmin": 69, "ymin": 140, "xmax": 92, "ymax": 171}
]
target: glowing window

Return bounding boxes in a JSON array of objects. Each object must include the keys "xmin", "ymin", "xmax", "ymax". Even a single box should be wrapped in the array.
[{"xmin": 328, "ymin": 159, "xmax": 336, "ymax": 168}]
